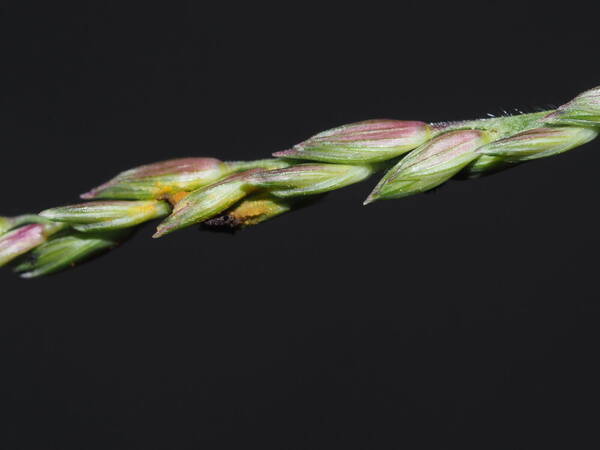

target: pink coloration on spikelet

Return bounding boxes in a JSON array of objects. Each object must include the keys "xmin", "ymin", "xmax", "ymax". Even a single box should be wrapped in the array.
[
  {"xmin": 273, "ymin": 119, "xmax": 430, "ymax": 163},
  {"xmin": 309, "ymin": 119, "xmax": 426, "ymax": 141},
  {"xmin": 400, "ymin": 130, "xmax": 486, "ymax": 172},
  {"xmin": 0, "ymin": 224, "xmax": 46, "ymax": 266},
  {"xmin": 81, "ymin": 157, "xmax": 227, "ymax": 200},
  {"xmin": 112, "ymin": 158, "xmax": 223, "ymax": 179}
]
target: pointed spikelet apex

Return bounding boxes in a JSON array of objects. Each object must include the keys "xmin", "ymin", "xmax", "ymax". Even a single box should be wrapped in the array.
[{"xmin": 274, "ymin": 120, "xmax": 431, "ymax": 164}]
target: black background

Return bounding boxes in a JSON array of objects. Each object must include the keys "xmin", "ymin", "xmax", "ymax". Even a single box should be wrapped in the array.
[{"xmin": 2, "ymin": 1, "xmax": 600, "ymax": 449}]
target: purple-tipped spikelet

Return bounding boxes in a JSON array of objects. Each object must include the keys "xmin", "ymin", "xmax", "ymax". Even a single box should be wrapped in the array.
[
  {"xmin": 460, "ymin": 127, "xmax": 599, "ymax": 178},
  {"xmin": 0, "ymin": 221, "xmax": 65, "ymax": 267},
  {"xmin": 478, "ymin": 126, "xmax": 598, "ymax": 161},
  {"xmin": 0, "ymin": 224, "xmax": 46, "ymax": 266},
  {"xmin": 274, "ymin": 119, "xmax": 431, "ymax": 164},
  {"xmin": 366, "ymin": 130, "xmax": 490, "ymax": 203},
  {"xmin": 81, "ymin": 157, "xmax": 231, "ymax": 200}
]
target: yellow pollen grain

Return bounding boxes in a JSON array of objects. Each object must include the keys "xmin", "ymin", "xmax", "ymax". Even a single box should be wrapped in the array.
[
  {"xmin": 153, "ymin": 182, "xmax": 175, "ymax": 197},
  {"xmin": 231, "ymin": 201, "xmax": 274, "ymax": 218},
  {"xmin": 229, "ymin": 200, "xmax": 276, "ymax": 226},
  {"xmin": 167, "ymin": 191, "xmax": 190, "ymax": 205}
]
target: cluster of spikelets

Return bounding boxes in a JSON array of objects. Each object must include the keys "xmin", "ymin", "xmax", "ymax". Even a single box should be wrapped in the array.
[{"xmin": 2, "ymin": 86, "xmax": 600, "ymax": 277}]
